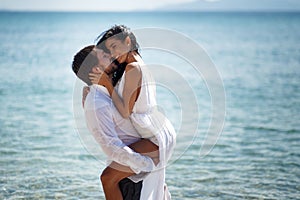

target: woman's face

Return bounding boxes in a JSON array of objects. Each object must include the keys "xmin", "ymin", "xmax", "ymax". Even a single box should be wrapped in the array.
[{"xmin": 105, "ymin": 36, "xmax": 130, "ymax": 64}]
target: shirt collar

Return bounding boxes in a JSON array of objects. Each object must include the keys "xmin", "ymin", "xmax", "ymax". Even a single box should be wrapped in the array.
[{"xmin": 90, "ymin": 84, "xmax": 110, "ymax": 96}]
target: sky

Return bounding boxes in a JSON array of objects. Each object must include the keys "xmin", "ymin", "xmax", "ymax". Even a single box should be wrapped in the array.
[
  {"xmin": 0, "ymin": 0, "xmax": 299, "ymax": 11},
  {"xmin": 0, "ymin": 0, "xmax": 195, "ymax": 11}
]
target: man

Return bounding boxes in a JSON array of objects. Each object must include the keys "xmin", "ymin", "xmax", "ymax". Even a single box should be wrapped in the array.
[{"xmin": 72, "ymin": 45, "xmax": 169, "ymax": 199}]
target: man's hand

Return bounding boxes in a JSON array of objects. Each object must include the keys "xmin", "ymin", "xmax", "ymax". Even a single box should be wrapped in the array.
[
  {"xmin": 82, "ymin": 86, "xmax": 90, "ymax": 108},
  {"xmin": 128, "ymin": 139, "xmax": 160, "ymax": 166}
]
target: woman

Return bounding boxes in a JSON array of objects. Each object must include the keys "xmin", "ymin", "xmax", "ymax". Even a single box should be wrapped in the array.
[{"xmin": 90, "ymin": 25, "xmax": 176, "ymax": 200}]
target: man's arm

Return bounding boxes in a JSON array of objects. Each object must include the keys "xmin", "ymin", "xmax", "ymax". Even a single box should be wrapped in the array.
[{"xmin": 85, "ymin": 105, "xmax": 155, "ymax": 174}]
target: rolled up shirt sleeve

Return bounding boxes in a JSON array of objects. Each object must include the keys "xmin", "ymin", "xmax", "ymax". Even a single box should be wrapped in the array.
[{"xmin": 85, "ymin": 105, "xmax": 155, "ymax": 174}]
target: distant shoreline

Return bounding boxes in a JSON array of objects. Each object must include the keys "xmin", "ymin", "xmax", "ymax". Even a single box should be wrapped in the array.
[{"xmin": 0, "ymin": 10, "xmax": 300, "ymax": 14}]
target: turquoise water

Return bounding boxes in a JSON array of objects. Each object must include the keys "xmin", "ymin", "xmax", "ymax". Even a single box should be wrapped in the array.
[{"xmin": 0, "ymin": 12, "xmax": 300, "ymax": 199}]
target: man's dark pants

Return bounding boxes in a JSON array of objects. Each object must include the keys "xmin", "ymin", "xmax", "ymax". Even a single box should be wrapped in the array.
[{"xmin": 119, "ymin": 178, "xmax": 143, "ymax": 200}]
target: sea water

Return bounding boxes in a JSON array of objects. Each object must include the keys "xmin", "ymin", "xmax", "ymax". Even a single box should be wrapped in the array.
[{"xmin": 0, "ymin": 12, "xmax": 299, "ymax": 199}]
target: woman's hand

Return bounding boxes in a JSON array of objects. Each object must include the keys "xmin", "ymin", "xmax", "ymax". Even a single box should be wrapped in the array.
[
  {"xmin": 89, "ymin": 71, "xmax": 102, "ymax": 85},
  {"xmin": 82, "ymin": 86, "xmax": 90, "ymax": 108},
  {"xmin": 89, "ymin": 71, "xmax": 114, "ymax": 96},
  {"xmin": 89, "ymin": 71, "xmax": 111, "ymax": 87}
]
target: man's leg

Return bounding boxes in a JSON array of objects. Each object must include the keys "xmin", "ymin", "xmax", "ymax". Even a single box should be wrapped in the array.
[{"xmin": 101, "ymin": 139, "xmax": 159, "ymax": 200}]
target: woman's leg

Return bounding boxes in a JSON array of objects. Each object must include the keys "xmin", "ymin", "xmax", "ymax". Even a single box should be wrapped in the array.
[
  {"xmin": 101, "ymin": 139, "xmax": 159, "ymax": 200},
  {"xmin": 101, "ymin": 164, "xmax": 134, "ymax": 200}
]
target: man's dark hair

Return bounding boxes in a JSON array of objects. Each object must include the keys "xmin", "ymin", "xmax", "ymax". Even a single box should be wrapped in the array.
[
  {"xmin": 72, "ymin": 45, "xmax": 97, "ymax": 85},
  {"xmin": 72, "ymin": 44, "xmax": 125, "ymax": 86}
]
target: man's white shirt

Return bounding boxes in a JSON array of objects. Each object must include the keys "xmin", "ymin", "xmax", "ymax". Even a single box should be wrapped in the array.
[
  {"xmin": 84, "ymin": 84, "xmax": 172, "ymax": 199},
  {"xmin": 84, "ymin": 84, "xmax": 156, "ymax": 174}
]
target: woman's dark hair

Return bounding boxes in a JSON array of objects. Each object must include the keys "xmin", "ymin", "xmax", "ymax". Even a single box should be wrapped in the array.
[{"xmin": 96, "ymin": 25, "xmax": 140, "ymax": 55}]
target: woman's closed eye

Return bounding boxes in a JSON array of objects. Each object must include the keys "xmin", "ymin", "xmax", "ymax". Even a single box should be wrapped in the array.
[{"xmin": 110, "ymin": 44, "xmax": 117, "ymax": 50}]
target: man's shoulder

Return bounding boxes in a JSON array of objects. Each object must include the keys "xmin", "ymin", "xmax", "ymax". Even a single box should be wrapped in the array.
[{"xmin": 84, "ymin": 87, "xmax": 112, "ymax": 111}]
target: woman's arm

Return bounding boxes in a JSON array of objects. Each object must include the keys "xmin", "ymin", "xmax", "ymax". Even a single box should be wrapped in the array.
[
  {"xmin": 111, "ymin": 63, "xmax": 141, "ymax": 118},
  {"xmin": 89, "ymin": 63, "xmax": 141, "ymax": 118},
  {"xmin": 97, "ymin": 64, "xmax": 141, "ymax": 118}
]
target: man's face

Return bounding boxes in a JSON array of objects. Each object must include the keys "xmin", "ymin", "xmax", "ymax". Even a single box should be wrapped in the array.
[{"xmin": 93, "ymin": 48, "xmax": 111, "ymax": 71}]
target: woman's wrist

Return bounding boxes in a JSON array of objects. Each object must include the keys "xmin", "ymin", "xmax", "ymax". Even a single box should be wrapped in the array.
[
  {"xmin": 107, "ymin": 84, "xmax": 114, "ymax": 96},
  {"xmin": 97, "ymin": 78, "xmax": 102, "ymax": 86}
]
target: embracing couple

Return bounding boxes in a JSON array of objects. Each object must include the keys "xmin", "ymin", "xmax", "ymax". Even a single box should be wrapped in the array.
[{"xmin": 72, "ymin": 25, "xmax": 176, "ymax": 200}]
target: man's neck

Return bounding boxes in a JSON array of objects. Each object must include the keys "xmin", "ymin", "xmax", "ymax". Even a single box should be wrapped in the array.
[{"xmin": 91, "ymin": 84, "xmax": 110, "ymax": 96}]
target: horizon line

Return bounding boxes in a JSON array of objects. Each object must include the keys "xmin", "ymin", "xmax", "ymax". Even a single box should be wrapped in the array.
[{"xmin": 1, "ymin": 9, "xmax": 300, "ymax": 13}]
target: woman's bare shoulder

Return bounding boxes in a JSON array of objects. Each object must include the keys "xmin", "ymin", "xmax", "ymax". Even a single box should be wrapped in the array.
[{"xmin": 125, "ymin": 62, "xmax": 141, "ymax": 73}]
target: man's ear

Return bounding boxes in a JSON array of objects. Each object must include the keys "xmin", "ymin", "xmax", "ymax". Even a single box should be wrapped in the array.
[
  {"xmin": 92, "ymin": 66, "xmax": 102, "ymax": 73},
  {"xmin": 125, "ymin": 36, "xmax": 131, "ymax": 47}
]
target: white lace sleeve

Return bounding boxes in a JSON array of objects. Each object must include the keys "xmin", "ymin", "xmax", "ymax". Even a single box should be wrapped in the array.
[{"xmin": 85, "ymin": 105, "xmax": 155, "ymax": 174}]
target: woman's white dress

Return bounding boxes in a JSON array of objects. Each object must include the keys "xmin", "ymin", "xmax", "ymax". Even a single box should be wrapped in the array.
[{"xmin": 116, "ymin": 64, "xmax": 176, "ymax": 200}]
